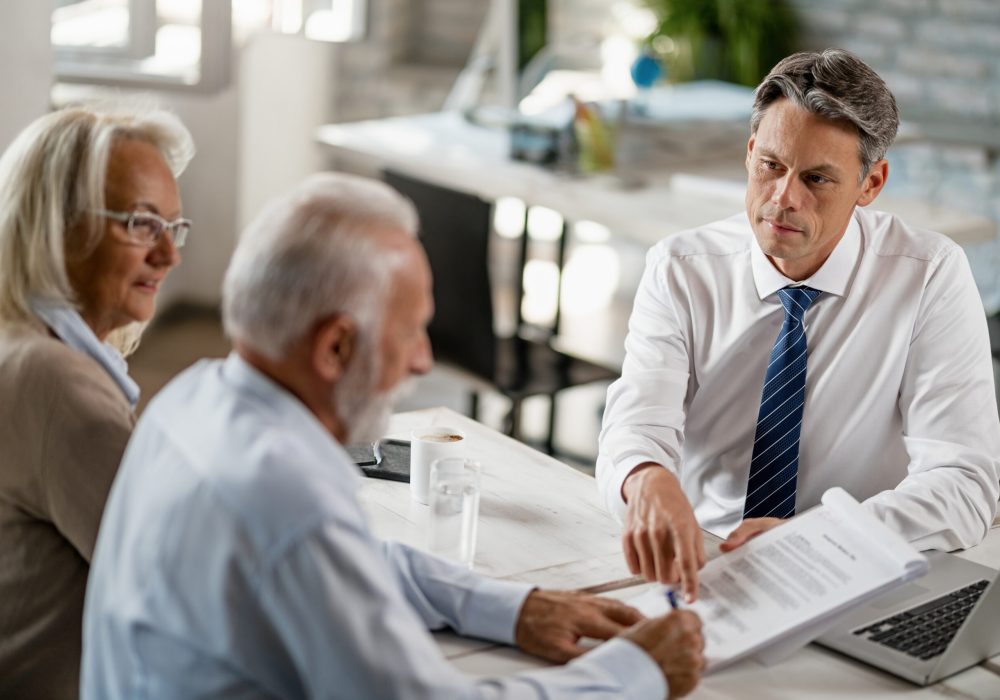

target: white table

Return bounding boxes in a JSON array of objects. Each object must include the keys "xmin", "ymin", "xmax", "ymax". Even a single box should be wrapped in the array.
[
  {"xmin": 448, "ymin": 555, "xmax": 1000, "ymax": 699},
  {"xmin": 367, "ymin": 406, "xmax": 637, "ymax": 592},
  {"xmin": 317, "ymin": 111, "xmax": 997, "ymax": 248},
  {"xmin": 368, "ymin": 407, "xmax": 1000, "ymax": 698},
  {"xmin": 450, "ymin": 612, "xmax": 1000, "ymax": 699}
]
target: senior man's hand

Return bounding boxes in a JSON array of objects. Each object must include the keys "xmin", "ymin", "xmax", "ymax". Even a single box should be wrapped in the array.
[
  {"xmin": 622, "ymin": 610, "xmax": 705, "ymax": 698},
  {"xmin": 515, "ymin": 589, "xmax": 645, "ymax": 663},
  {"xmin": 621, "ymin": 465, "xmax": 706, "ymax": 601},
  {"xmin": 719, "ymin": 517, "xmax": 784, "ymax": 553}
]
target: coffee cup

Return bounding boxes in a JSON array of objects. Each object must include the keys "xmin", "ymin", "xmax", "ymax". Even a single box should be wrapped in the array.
[{"xmin": 410, "ymin": 426, "xmax": 466, "ymax": 504}]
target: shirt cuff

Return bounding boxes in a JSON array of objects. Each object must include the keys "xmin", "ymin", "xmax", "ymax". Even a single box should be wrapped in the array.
[
  {"xmin": 606, "ymin": 461, "xmax": 632, "ymax": 522},
  {"xmin": 461, "ymin": 576, "xmax": 535, "ymax": 645},
  {"xmin": 571, "ymin": 637, "xmax": 668, "ymax": 699}
]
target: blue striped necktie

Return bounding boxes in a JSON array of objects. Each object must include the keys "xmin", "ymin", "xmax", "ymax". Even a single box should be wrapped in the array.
[{"xmin": 743, "ymin": 286, "xmax": 821, "ymax": 519}]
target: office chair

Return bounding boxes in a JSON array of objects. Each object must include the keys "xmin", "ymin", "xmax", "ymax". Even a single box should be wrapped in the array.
[{"xmin": 384, "ymin": 169, "xmax": 619, "ymax": 455}]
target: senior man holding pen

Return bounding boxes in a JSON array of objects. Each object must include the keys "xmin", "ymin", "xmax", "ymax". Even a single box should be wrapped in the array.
[
  {"xmin": 83, "ymin": 173, "xmax": 706, "ymax": 700},
  {"xmin": 597, "ymin": 49, "xmax": 1000, "ymax": 601}
]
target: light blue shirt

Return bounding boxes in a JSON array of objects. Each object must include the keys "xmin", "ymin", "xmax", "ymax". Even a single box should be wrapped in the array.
[
  {"xmin": 29, "ymin": 298, "xmax": 140, "ymax": 407},
  {"xmin": 82, "ymin": 354, "xmax": 666, "ymax": 699}
]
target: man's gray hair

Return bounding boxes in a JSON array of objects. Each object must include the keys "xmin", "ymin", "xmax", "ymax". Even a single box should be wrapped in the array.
[
  {"xmin": 0, "ymin": 101, "xmax": 194, "ymax": 352},
  {"xmin": 750, "ymin": 49, "xmax": 899, "ymax": 179},
  {"xmin": 223, "ymin": 172, "xmax": 419, "ymax": 360}
]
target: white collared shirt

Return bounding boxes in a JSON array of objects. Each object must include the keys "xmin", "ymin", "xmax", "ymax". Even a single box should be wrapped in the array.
[
  {"xmin": 83, "ymin": 354, "xmax": 666, "ymax": 699},
  {"xmin": 597, "ymin": 208, "xmax": 1000, "ymax": 550}
]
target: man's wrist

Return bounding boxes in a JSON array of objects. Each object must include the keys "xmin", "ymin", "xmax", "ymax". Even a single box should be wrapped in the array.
[{"xmin": 621, "ymin": 462, "xmax": 666, "ymax": 503}]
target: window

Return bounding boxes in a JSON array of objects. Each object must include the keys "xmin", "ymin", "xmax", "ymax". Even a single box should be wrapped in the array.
[
  {"xmin": 52, "ymin": 0, "xmax": 366, "ymax": 93},
  {"xmin": 267, "ymin": 0, "xmax": 367, "ymax": 42},
  {"xmin": 53, "ymin": 0, "xmax": 231, "ymax": 91}
]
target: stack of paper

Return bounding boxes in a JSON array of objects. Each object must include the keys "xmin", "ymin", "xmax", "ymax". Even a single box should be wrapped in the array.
[{"xmin": 629, "ymin": 488, "xmax": 929, "ymax": 670}]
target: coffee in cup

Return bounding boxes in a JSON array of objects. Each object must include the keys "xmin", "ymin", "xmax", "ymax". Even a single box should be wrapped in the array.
[{"xmin": 421, "ymin": 434, "xmax": 463, "ymax": 443}]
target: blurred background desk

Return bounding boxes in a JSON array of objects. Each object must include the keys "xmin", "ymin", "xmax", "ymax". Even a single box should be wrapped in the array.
[
  {"xmin": 317, "ymin": 110, "xmax": 998, "ymax": 250},
  {"xmin": 369, "ymin": 408, "xmax": 1000, "ymax": 697}
]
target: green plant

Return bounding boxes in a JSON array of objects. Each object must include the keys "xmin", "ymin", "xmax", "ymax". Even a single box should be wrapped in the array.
[
  {"xmin": 518, "ymin": 0, "xmax": 548, "ymax": 71},
  {"xmin": 642, "ymin": 0, "xmax": 798, "ymax": 87}
]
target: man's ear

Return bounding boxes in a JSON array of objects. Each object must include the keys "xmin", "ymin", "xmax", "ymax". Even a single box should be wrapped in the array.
[
  {"xmin": 745, "ymin": 134, "xmax": 756, "ymax": 171},
  {"xmin": 312, "ymin": 314, "xmax": 357, "ymax": 382},
  {"xmin": 856, "ymin": 159, "xmax": 888, "ymax": 207}
]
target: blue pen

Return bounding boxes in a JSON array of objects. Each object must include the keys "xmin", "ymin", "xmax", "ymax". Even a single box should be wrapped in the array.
[{"xmin": 665, "ymin": 588, "xmax": 680, "ymax": 610}]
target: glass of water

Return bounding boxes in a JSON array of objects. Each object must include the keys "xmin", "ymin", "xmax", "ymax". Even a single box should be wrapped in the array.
[{"xmin": 427, "ymin": 458, "xmax": 481, "ymax": 569}]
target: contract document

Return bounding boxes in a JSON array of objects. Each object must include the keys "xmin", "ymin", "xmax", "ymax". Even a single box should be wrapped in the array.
[{"xmin": 629, "ymin": 488, "xmax": 929, "ymax": 670}]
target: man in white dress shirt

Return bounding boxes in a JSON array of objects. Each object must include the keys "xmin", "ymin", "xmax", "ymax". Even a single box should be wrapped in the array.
[
  {"xmin": 82, "ymin": 173, "xmax": 705, "ymax": 698},
  {"xmin": 597, "ymin": 49, "xmax": 1000, "ymax": 601}
]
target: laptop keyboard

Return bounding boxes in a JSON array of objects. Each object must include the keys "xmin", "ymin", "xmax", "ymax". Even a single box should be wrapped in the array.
[{"xmin": 852, "ymin": 579, "xmax": 989, "ymax": 661}]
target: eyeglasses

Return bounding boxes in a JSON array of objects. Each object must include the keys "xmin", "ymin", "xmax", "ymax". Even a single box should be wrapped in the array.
[{"xmin": 92, "ymin": 209, "xmax": 192, "ymax": 249}]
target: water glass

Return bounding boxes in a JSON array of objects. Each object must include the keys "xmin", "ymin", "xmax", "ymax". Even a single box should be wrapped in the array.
[{"xmin": 427, "ymin": 458, "xmax": 481, "ymax": 569}]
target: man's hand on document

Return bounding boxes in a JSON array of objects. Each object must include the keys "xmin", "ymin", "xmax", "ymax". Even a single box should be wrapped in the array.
[
  {"xmin": 623, "ymin": 610, "xmax": 705, "ymax": 698},
  {"xmin": 719, "ymin": 517, "xmax": 784, "ymax": 553},
  {"xmin": 515, "ymin": 589, "xmax": 645, "ymax": 663},
  {"xmin": 621, "ymin": 465, "xmax": 706, "ymax": 601}
]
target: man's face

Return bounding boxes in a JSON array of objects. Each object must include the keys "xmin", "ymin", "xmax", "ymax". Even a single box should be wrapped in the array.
[
  {"xmin": 338, "ymin": 239, "xmax": 434, "ymax": 443},
  {"xmin": 745, "ymin": 98, "xmax": 885, "ymax": 280},
  {"xmin": 373, "ymin": 241, "xmax": 435, "ymax": 396}
]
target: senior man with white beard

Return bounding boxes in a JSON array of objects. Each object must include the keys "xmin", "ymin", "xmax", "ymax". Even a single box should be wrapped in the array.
[{"xmin": 81, "ymin": 173, "xmax": 704, "ymax": 700}]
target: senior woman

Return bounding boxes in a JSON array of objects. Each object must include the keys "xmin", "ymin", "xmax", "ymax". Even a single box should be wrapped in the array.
[{"xmin": 0, "ymin": 104, "xmax": 193, "ymax": 698}]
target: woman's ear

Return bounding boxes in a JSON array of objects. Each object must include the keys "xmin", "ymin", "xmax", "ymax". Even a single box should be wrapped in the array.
[{"xmin": 312, "ymin": 314, "xmax": 356, "ymax": 382}]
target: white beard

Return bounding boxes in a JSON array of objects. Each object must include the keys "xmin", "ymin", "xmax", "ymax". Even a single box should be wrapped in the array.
[
  {"xmin": 335, "ymin": 348, "xmax": 415, "ymax": 444},
  {"xmin": 343, "ymin": 387, "xmax": 393, "ymax": 444}
]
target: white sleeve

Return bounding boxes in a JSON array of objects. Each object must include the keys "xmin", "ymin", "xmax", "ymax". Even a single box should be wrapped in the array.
[
  {"xmin": 257, "ymin": 521, "xmax": 668, "ymax": 699},
  {"xmin": 597, "ymin": 247, "xmax": 692, "ymax": 521},
  {"xmin": 378, "ymin": 539, "xmax": 532, "ymax": 643},
  {"xmin": 863, "ymin": 247, "xmax": 1000, "ymax": 550}
]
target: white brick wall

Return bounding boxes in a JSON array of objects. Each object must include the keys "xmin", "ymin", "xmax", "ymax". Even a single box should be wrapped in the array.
[
  {"xmin": 329, "ymin": 0, "xmax": 484, "ymax": 120},
  {"xmin": 895, "ymin": 47, "xmax": 990, "ymax": 79},
  {"xmin": 788, "ymin": 0, "xmax": 1000, "ymax": 311},
  {"xmin": 940, "ymin": 0, "xmax": 1000, "ymax": 22},
  {"xmin": 877, "ymin": 0, "xmax": 933, "ymax": 14},
  {"xmin": 789, "ymin": 0, "xmax": 1000, "ymax": 126},
  {"xmin": 917, "ymin": 19, "xmax": 1000, "ymax": 51},
  {"xmin": 877, "ymin": 70, "xmax": 923, "ymax": 105},
  {"xmin": 548, "ymin": 0, "xmax": 616, "ymax": 45},
  {"xmin": 800, "ymin": 8, "xmax": 852, "ymax": 33},
  {"xmin": 853, "ymin": 12, "xmax": 908, "ymax": 41},
  {"xmin": 411, "ymin": 0, "xmax": 488, "ymax": 64}
]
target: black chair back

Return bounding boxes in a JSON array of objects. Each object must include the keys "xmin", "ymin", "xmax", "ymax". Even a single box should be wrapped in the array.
[{"xmin": 383, "ymin": 170, "xmax": 496, "ymax": 380}]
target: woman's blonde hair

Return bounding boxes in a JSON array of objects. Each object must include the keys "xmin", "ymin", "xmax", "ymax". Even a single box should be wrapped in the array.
[{"xmin": 0, "ymin": 101, "xmax": 194, "ymax": 354}]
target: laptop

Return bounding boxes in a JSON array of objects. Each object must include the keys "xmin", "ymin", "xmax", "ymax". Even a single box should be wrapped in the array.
[{"xmin": 817, "ymin": 550, "xmax": 1000, "ymax": 685}]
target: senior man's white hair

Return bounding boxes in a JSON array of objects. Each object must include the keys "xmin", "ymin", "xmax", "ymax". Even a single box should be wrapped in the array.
[{"xmin": 223, "ymin": 172, "xmax": 420, "ymax": 361}]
